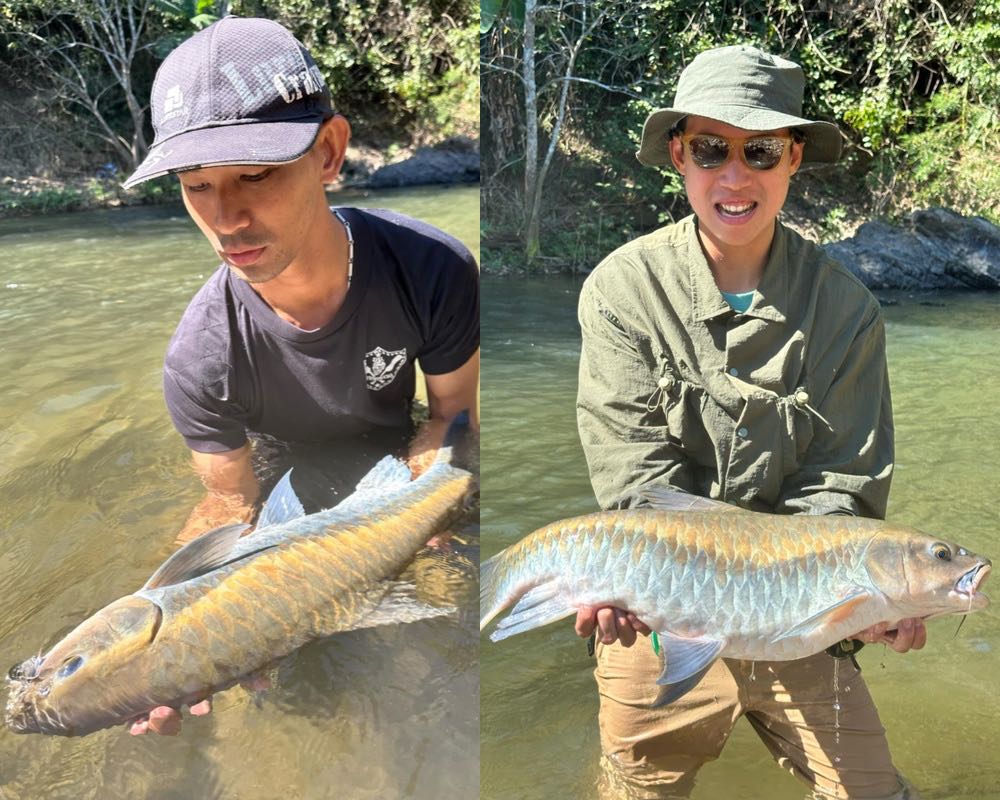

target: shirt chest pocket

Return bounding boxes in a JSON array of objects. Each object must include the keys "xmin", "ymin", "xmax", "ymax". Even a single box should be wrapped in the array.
[{"xmin": 642, "ymin": 349, "xmax": 715, "ymax": 454}]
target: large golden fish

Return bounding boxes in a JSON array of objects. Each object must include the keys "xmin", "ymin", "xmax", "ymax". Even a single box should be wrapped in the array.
[
  {"xmin": 480, "ymin": 490, "xmax": 991, "ymax": 704},
  {"xmin": 6, "ymin": 416, "xmax": 476, "ymax": 736}
]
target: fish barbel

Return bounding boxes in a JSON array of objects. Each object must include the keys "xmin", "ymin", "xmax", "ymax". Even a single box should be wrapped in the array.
[
  {"xmin": 480, "ymin": 490, "xmax": 991, "ymax": 704},
  {"xmin": 6, "ymin": 415, "xmax": 476, "ymax": 736}
]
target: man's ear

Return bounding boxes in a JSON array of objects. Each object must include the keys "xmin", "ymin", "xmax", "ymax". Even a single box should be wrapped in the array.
[
  {"xmin": 315, "ymin": 115, "xmax": 351, "ymax": 184},
  {"xmin": 788, "ymin": 139, "xmax": 804, "ymax": 176},
  {"xmin": 668, "ymin": 135, "xmax": 686, "ymax": 174}
]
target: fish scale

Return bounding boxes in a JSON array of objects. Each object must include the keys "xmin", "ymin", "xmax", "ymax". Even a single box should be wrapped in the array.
[{"xmin": 482, "ymin": 497, "xmax": 991, "ymax": 702}]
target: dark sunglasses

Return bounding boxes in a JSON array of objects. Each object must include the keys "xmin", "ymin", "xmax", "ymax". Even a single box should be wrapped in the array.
[{"xmin": 680, "ymin": 133, "xmax": 794, "ymax": 171}]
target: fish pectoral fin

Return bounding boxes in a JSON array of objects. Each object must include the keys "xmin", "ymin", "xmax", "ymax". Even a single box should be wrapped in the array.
[
  {"xmin": 324, "ymin": 581, "xmax": 456, "ymax": 635},
  {"xmin": 770, "ymin": 587, "xmax": 872, "ymax": 644},
  {"xmin": 489, "ymin": 580, "xmax": 575, "ymax": 642},
  {"xmin": 638, "ymin": 487, "xmax": 739, "ymax": 513},
  {"xmin": 255, "ymin": 470, "xmax": 306, "ymax": 529},
  {"xmin": 649, "ymin": 631, "xmax": 724, "ymax": 707},
  {"xmin": 142, "ymin": 522, "xmax": 252, "ymax": 590}
]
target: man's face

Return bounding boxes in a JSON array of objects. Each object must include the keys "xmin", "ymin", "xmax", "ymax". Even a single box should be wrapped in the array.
[
  {"xmin": 177, "ymin": 118, "xmax": 348, "ymax": 284},
  {"xmin": 669, "ymin": 115, "xmax": 803, "ymax": 260}
]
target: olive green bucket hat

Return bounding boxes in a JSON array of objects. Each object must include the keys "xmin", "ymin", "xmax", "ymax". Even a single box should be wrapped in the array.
[{"xmin": 636, "ymin": 44, "xmax": 843, "ymax": 167}]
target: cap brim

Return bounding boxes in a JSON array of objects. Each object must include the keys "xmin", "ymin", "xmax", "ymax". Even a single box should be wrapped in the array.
[
  {"xmin": 122, "ymin": 117, "xmax": 326, "ymax": 189},
  {"xmin": 636, "ymin": 106, "xmax": 843, "ymax": 167}
]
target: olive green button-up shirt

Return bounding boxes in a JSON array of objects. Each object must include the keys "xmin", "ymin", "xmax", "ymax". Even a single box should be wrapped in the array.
[{"xmin": 577, "ymin": 215, "xmax": 893, "ymax": 519}]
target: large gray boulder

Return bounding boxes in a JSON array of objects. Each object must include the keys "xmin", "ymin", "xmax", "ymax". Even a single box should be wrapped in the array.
[
  {"xmin": 368, "ymin": 138, "xmax": 480, "ymax": 189},
  {"xmin": 824, "ymin": 208, "xmax": 1000, "ymax": 290}
]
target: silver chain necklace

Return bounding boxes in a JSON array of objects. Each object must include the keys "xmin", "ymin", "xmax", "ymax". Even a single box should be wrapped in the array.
[{"xmin": 333, "ymin": 208, "xmax": 354, "ymax": 287}]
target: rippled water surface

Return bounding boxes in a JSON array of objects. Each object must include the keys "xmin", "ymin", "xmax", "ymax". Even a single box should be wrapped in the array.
[
  {"xmin": 0, "ymin": 185, "xmax": 479, "ymax": 800},
  {"xmin": 481, "ymin": 276, "xmax": 1000, "ymax": 800}
]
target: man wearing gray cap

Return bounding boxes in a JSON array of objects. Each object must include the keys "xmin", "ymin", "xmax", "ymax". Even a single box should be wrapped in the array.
[
  {"xmin": 122, "ymin": 16, "xmax": 479, "ymax": 735},
  {"xmin": 575, "ymin": 46, "xmax": 920, "ymax": 798}
]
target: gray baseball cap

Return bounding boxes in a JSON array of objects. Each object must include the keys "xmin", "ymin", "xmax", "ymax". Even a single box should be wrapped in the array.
[
  {"xmin": 636, "ymin": 45, "xmax": 843, "ymax": 167},
  {"xmin": 123, "ymin": 16, "xmax": 334, "ymax": 189}
]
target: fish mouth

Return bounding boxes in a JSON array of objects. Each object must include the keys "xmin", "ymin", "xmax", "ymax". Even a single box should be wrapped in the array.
[
  {"xmin": 954, "ymin": 562, "xmax": 991, "ymax": 601},
  {"xmin": 5, "ymin": 655, "xmax": 48, "ymax": 734}
]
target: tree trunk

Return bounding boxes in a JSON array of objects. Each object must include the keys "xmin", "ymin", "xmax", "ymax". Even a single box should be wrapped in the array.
[{"xmin": 523, "ymin": 0, "xmax": 540, "ymax": 261}]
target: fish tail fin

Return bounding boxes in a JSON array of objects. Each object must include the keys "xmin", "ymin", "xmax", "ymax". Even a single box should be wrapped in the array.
[
  {"xmin": 431, "ymin": 410, "xmax": 478, "ymax": 475},
  {"xmin": 479, "ymin": 550, "xmax": 508, "ymax": 632}
]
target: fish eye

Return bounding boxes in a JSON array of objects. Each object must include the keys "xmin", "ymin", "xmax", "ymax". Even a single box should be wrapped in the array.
[
  {"xmin": 57, "ymin": 656, "xmax": 84, "ymax": 679},
  {"xmin": 8, "ymin": 663, "xmax": 23, "ymax": 681},
  {"xmin": 931, "ymin": 543, "xmax": 952, "ymax": 561}
]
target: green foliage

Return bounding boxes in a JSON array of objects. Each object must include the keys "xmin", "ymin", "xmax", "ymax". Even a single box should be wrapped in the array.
[
  {"xmin": 234, "ymin": 0, "xmax": 478, "ymax": 139},
  {"xmin": 0, "ymin": 0, "xmax": 477, "ymax": 190},
  {"xmin": 482, "ymin": 0, "xmax": 1000, "ymax": 268},
  {"xmin": 0, "ymin": 184, "xmax": 85, "ymax": 215}
]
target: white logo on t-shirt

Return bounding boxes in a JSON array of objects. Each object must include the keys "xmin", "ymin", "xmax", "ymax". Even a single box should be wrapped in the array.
[{"xmin": 364, "ymin": 346, "xmax": 408, "ymax": 390}]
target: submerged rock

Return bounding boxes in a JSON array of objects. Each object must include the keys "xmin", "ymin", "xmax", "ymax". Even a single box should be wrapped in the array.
[{"xmin": 825, "ymin": 208, "xmax": 1000, "ymax": 290}]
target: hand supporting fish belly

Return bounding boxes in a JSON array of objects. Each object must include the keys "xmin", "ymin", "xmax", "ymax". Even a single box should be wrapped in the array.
[
  {"xmin": 575, "ymin": 606, "xmax": 651, "ymax": 648},
  {"xmin": 5, "ymin": 414, "xmax": 477, "ymax": 737},
  {"xmin": 481, "ymin": 489, "xmax": 991, "ymax": 706}
]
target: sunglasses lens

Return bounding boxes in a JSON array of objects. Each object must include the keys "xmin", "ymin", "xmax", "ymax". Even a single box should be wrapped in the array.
[
  {"xmin": 688, "ymin": 136, "xmax": 729, "ymax": 169},
  {"xmin": 744, "ymin": 137, "xmax": 786, "ymax": 170}
]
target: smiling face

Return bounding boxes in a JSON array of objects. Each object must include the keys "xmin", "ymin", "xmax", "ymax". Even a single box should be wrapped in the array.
[
  {"xmin": 669, "ymin": 115, "xmax": 803, "ymax": 272},
  {"xmin": 177, "ymin": 116, "xmax": 350, "ymax": 284}
]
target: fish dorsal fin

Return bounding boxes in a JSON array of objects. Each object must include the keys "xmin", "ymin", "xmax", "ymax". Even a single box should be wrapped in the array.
[
  {"xmin": 640, "ymin": 487, "xmax": 738, "ymax": 513},
  {"xmin": 320, "ymin": 456, "xmax": 414, "ymax": 516},
  {"xmin": 770, "ymin": 587, "xmax": 872, "ymax": 644},
  {"xmin": 142, "ymin": 522, "xmax": 251, "ymax": 590},
  {"xmin": 255, "ymin": 470, "xmax": 306, "ymax": 529},
  {"xmin": 353, "ymin": 455, "xmax": 412, "ymax": 495}
]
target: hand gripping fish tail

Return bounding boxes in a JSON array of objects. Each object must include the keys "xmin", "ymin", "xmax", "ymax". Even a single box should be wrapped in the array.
[
  {"xmin": 481, "ymin": 489, "xmax": 991, "ymax": 706},
  {"xmin": 5, "ymin": 420, "xmax": 478, "ymax": 737}
]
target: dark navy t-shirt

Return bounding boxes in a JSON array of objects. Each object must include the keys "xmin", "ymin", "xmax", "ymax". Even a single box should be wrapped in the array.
[{"xmin": 163, "ymin": 207, "xmax": 479, "ymax": 453}]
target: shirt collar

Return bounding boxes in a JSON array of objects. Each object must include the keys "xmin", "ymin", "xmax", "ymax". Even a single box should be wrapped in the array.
[{"xmin": 687, "ymin": 218, "xmax": 789, "ymax": 324}]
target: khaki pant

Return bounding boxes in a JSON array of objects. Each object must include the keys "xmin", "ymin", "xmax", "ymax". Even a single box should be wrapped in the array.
[{"xmin": 595, "ymin": 641, "xmax": 919, "ymax": 800}]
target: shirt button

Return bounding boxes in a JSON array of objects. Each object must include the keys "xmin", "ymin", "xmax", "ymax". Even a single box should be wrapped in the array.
[
  {"xmin": 737, "ymin": 427, "xmax": 749, "ymax": 439},
  {"xmin": 728, "ymin": 367, "xmax": 739, "ymax": 377}
]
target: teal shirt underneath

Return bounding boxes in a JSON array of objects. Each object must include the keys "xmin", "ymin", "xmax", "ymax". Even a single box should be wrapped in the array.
[{"xmin": 720, "ymin": 289, "xmax": 755, "ymax": 313}]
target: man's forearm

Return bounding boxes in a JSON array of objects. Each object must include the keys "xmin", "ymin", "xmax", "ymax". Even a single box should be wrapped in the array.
[
  {"xmin": 407, "ymin": 412, "xmax": 479, "ymax": 478},
  {"xmin": 176, "ymin": 489, "xmax": 258, "ymax": 545}
]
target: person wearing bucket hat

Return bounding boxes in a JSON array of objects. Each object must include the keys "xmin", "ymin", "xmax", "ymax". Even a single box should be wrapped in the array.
[
  {"xmin": 120, "ymin": 16, "xmax": 480, "ymax": 736},
  {"xmin": 574, "ymin": 46, "xmax": 922, "ymax": 798}
]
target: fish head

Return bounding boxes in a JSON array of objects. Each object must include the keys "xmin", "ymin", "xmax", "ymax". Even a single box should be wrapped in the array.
[
  {"xmin": 866, "ymin": 530, "xmax": 991, "ymax": 619},
  {"xmin": 5, "ymin": 595, "xmax": 161, "ymax": 736}
]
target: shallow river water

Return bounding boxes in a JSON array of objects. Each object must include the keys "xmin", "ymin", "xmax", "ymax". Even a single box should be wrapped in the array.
[
  {"xmin": 481, "ymin": 276, "xmax": 1000, "ymax": 800},
  {"xmin": 0, "ymin": 184, "xmax": 479, "ymax": 800}
]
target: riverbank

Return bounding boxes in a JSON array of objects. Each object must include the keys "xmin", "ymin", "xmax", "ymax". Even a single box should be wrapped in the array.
[{"xmin": 0, "ymin": 137, "xmax": 480, "ymax": 218}]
